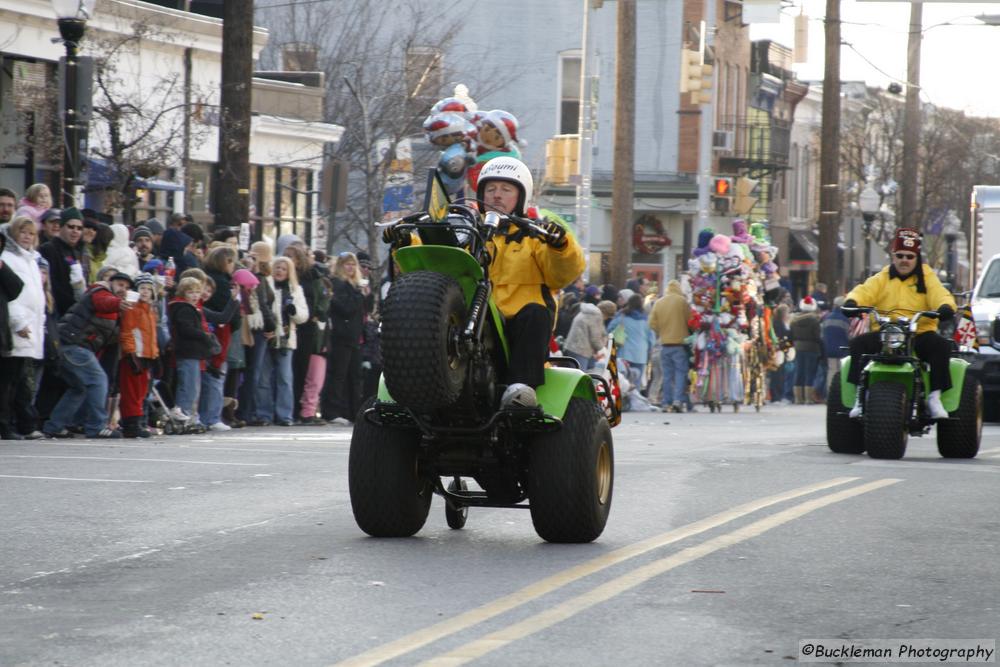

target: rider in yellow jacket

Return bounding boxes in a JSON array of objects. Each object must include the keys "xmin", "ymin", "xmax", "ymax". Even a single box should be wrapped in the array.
[
  {"xmin": 476, "ymin": 157, "xmax": 585, "ymax": 408},
  {"xmin": 843, "ymin": 227, "xmax": 956, "ymax": 419}
]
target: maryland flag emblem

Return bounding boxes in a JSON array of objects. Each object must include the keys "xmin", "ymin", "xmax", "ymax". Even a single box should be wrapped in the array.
[{"xmin": 953, "ymin": 304, "xmax": 979, "ymax": 351}]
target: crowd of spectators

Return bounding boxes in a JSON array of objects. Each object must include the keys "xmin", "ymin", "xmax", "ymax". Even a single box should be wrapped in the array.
[{"xmin": 0, "ymin": 184, "xmax": 377, "ymax": 439}]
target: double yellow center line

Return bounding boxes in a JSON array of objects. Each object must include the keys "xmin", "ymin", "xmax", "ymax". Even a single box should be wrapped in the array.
[{"xmin": 336, "ymin": 476, "xmax": 901, "ymax": 667}]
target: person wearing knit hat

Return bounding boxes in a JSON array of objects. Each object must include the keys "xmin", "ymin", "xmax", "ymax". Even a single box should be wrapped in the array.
[
  {"xmin": 583, "ymin": 284, "xmax": 601, "ymax": 304},
  {"xmin": 118, "ymin": 270, "xmax": 160, "ymax": 438},
  {"xmin": 842, "ymin": 226, "xmax": 957, "ymax": 419},
  {"xmin": 60, "ymin": 207, "xmax": 83, "ymax": 224},
  {"xmin": 790, "ymin": 294, "xmax": 822, "ymax": 404}
]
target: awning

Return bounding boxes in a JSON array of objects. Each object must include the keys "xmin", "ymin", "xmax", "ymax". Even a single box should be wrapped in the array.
[{"xmin": 86, "ymin": 158, "xmax": 184, "ymax": 192}]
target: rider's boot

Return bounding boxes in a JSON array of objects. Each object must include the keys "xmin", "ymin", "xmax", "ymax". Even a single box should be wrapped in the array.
[
  {"xmin": 926, "ymin": 390, "xmax": 949, "ymax": 419},
  {"xmin": 848, "ymin": 390, "xmax": 863, "ymax": 419},
  {"xmin": 501, "ymin": 383, "xmax": 538, "ymax": 409}
]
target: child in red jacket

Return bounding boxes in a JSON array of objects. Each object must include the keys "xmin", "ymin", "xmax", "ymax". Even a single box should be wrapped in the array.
[{"xmin": 119, "ymin": 273, "xmax": 159, "ymax": 438}]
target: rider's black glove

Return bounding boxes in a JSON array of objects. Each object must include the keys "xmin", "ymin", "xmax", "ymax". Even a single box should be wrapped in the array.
[
  {"xmin": 841, "ymin": 298, "xmax": 862, "ymax": 317},
  {"xmin": 539, "ymin": 220, "xmax": 568, "ymax": 249},
  {"xmin": 937, "ymin": 304, "xmax": 955, "ymax": 321},
  {"xmin": 382, "ymin": 225, "xmax": 412, "ymax": 247}
]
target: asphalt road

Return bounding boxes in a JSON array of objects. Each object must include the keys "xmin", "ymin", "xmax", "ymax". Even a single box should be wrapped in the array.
[{"xmin": 2, "ymin": 406, "xmax": 999, "ymax": 666}]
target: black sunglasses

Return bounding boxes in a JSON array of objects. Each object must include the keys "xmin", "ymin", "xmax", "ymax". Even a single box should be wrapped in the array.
[
  {"xmin": 65, "ymin": 224, "xmax": 83, "ymax": 231},
  {"xmin": 894, "ymin": 252, "xmax": 916, "ymax": 260}
]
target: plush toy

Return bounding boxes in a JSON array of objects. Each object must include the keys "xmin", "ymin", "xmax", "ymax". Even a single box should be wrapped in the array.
[
  {"xmin": 692, "ymin": 228, "xmax": 716, "ymax": 257},
  {"xmin": 731, "ymin": 219, "xmax": 753, "ymax": 244},
  {"xmin": 467, "ymin": 109, "xmax": 522, "ymax": 191},
  {"xmin": 423, "ymin": 111, "xmax": 476, "ymax": 198},
  {"xmin": 708, "ymin": 233, "xmax": 731, "ymax": 256}
]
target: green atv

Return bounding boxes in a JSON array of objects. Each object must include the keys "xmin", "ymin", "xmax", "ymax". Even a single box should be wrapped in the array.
[
  {"xmin": 348, "ymin": 190, "xmax": 620, "ymax": 543},
  {"xmin": 827, "ymin": 306, "xmax": 982, "ymax": 460}
]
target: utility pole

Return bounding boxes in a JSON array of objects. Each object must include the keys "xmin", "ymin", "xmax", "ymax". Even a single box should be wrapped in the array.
[
  {"xmin": 575, "ymin": 0, "xmax": 596, "ymax": 283},
  {"xmin": 611, "ymin": 0, "xmax": 636, "ymax": 287},
  {"xmin": 900, "ymin": 2, "xmax": 922, "ymax": 228},
  {"xmin": 695, "ymin": 0, "xmax": 717, "ymax": 232},
  {"xmin": 818, "ymin": 0, "xmax": 842, "ymax": 294},
  {"xmin": 216, "ymin": 0, "xmax": 253, "ymax": 231}
]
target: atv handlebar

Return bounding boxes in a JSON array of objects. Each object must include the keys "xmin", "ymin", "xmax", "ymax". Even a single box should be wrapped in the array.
[
  {"xmin": 484, "ymin": 211, "xmax": 561, "ymax": 244},
  {"xmin": 841, "ymin": 306, "xmax": 940, "ymax": 332}
]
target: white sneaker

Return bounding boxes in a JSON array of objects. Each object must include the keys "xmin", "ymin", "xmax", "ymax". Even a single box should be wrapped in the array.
[
  {"xmin": 329, "ymin": 417, "xmax": 351, "ymax": 426},
  {"xmin": 926, "ymin": 390, "xmax": 949, "ymax": 419},
  {"xmin": 208, "ymin": 422, "xmax": 232, "ymax": 432},
  {"xmin": 169, "ymin": 407, "xmax": 189, "ymax": 421},
  {"xmin": 501, "ymin": 383, "xmax": 537, "ymax": 409},
  {"xmin": 848, "ymin": 392, "xmax": 863, "ymax": 419}
]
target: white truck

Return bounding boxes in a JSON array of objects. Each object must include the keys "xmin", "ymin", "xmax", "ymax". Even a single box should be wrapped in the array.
[{"xmin": 966, "ymin": 185, "xmax": 1000, "ymax": 418}]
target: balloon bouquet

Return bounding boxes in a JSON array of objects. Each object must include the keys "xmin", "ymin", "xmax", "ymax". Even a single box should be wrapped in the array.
[{"xmin": 421, "ymin": 86, "xmax": 521, "ymax": 203}]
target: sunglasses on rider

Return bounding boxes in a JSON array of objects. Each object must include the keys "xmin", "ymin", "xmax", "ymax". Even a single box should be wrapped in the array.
[{"xmin": 894, "ymin": 252, "xmax": 916, "ymax": 260}]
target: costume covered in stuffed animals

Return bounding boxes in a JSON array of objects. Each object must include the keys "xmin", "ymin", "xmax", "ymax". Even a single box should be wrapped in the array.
[{"xmin": 684, "ymin": 219, "xmax": 779, "ymax": 410}]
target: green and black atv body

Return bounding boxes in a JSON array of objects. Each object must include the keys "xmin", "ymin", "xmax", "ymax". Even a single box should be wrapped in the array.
[
  {"xmin": 348, "ymin": 199, "xmax": 620, "ymax": 543},
  {"xmin": 827, "ymin": 306, "xmax": 982, "ymax": 460}
]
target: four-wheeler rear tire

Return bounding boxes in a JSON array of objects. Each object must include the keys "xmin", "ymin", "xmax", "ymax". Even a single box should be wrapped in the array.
[
  {"xmin": 348, "ymin": 398, "xmax": 431, "ymax": 537},
  {"xmin": 380, "ymin": 271, "xmax": 467, "ymax": 412},
  {"xmin": 445, "ymin": 478, "xmax": 469, "ymax": 530},
  {"xmin": 936, "ymin": 376, "xmax": 983, "ymax": 459},
  {"xmin": 826, "ymin": 371, "xmax": 864, "ymax": 454},
  {"xmin": 863, "ymin": 382, "xmax": 909, "ymax": 460},
  {"xmin": 528, "ymin": 398, "xmax": 614, "ymax": 543}
]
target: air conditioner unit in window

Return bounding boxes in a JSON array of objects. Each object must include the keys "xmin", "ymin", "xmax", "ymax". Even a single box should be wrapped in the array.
[{"xmin": 712, "ymin": 130, "xmax": 734, "ymax": 151}]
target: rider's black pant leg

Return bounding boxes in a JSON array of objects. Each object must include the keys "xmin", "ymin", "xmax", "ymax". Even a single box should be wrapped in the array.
[
  {"xmin": 914, "ymin": 332, "xmax": 953, "ymax": 392},
  {"xmin": 847, "ymin": 332, "xmax": 881, "ymax": 385},
  {"xmin": 505, "ymin": 303, "xmax": 553, "ymax": 388}
]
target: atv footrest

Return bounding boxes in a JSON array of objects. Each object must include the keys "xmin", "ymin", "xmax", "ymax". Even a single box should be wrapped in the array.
[
  {"xmin": 365, "ymin": 403, "xmax": 417, "ymax": 428},
  {"xmin": 503, "ymin": 407, "xmax": 562, "ymax": 433},
  {"xmin": 438, "ymin": 484, "xmax": 530, "ymax": 509}
]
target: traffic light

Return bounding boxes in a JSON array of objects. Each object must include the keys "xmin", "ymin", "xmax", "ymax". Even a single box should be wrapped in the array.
[
  {"xmin": 733, "ymin": 176, "xmax": 759, "ymax": 215},
  {"xmin": 678, "ymin": 48, "xmax": 703, "ymax": 94},
  {"xmin": 693, "ymin": 63, "xmax": 714, "ymax": 105},
  {"xmin": 711, "ymin": 176, "xmax": 733, "ymax": 212}
]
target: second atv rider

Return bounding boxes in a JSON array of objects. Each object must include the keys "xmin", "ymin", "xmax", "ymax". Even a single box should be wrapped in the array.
[{"xmin": 843, "ymin": 227, "xmax": 956, "ymax": 419}]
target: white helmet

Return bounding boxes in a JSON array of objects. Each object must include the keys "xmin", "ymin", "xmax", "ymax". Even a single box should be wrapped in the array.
[{"xmin": 476, "ymin": 156, "xmax": 533, "ymax": 216}]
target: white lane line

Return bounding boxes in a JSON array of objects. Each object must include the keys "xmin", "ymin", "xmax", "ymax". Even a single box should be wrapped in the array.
[
  {"xmin": 35, "ymin": 442, "xmax": 337, "ymax": 455},
  {"xmin": 0, "ymin": 474, "xmax": 153, "ymax": 483},
  {"xmin": 0, "ymin": 455, "xmax": 268, "ymax": 467},
  {"xmin": 108, "ymin": 549, "xmax": 161, "ymax": 563},
  {"xmin": 979, "ymin": 447, "xmax": 1000, "ymax": 455},
  {"xmin": 4, "ymin": 504, "xmax": 342, "ymax": 589}
]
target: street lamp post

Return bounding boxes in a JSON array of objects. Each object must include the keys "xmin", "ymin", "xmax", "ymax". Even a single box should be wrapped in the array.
[
  {"xmin": 52, "ymin": 0, "xmax": 96, "ymax": 208},
  {"xmin": 858, "ymin": 185, "xmax": 880, "ymax": 281}
]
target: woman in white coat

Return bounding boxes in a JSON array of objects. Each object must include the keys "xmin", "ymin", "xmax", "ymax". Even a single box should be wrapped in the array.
[{"xmin": 0, "ymin": 217, "xmax": 46, "ymax": 439}]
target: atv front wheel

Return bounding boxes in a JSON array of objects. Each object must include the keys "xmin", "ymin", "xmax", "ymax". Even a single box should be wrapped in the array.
[
  {"xmin": 936, "ymin": 376, "xmax": 983, "ymax": 459},
  {"xmin": 826, "ymin": 371, "xmax": 864, "ymax": 454},
  {"xmin": 348, "ymin": 399, "xmax": 431, "ymax": 537},
  {"xmin": 381, "ymin": 271, "xmax": 467, "ymax": 412},
  {"xmin": 864, "ymin": 382, "xmax": 909, "ymax": 460},
  {"xmin": 528, "ymin": 398, "xmax": 613, "ymax": 543}
]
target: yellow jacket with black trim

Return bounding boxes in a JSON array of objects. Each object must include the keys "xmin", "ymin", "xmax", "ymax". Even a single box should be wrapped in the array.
[
  {"xmin": 845, "ymin": 263, "xmax": 956, "ymax": 334},
  {"xmin": 488, "ymin": 224, "xmax": 586, "ymax": 320}
]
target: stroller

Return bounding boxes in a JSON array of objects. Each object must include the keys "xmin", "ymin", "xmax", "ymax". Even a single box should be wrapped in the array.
[{"xmin": 147, "ymin": 380, "xmax": 205, "ymax": 435}]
